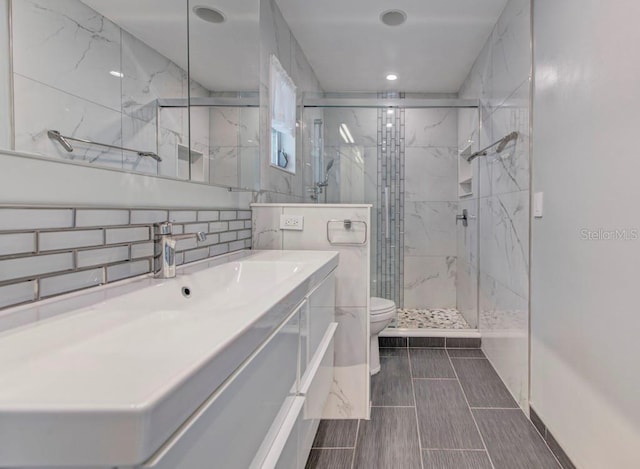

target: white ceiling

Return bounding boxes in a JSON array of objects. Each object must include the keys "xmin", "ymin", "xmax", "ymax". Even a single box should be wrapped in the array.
[
  {"xmin": 275, "ymin": 0, "xmax": 509, "ymax": 93},
  {"xmin": 81, "ymin": 0, "xmax": 508, "ymax": 94},
  {"xmin": 82, "ymin": 0, "xmax": 260, "ymax": 92}
]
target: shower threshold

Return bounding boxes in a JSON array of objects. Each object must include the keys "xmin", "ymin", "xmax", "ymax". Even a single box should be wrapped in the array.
[{"xmin": 380, "ymin": 328, "xmax": 480, "ymax": 339}]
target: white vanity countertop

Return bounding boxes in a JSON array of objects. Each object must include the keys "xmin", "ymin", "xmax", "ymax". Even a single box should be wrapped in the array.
[{"xmin": 0, "ymin": 250, "xmax": 338, "ymax": 468}]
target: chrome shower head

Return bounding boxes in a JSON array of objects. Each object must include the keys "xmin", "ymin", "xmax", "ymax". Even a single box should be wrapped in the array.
[
  {"xmin": 319, "ymin": 159, "xmax": 336, "ymax": 186},
  {"xmin": 326, "ymin": 159, "xmax": 335, "ymax": 173},
  {"xmin": 196, "ymin": 232, "xmax": 207, "ymax": 242}
]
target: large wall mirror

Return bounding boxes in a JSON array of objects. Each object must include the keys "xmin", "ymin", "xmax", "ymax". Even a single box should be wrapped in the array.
[{"xmin": 5, "ymin": 0, "xmax": 259, "ymax": 190}]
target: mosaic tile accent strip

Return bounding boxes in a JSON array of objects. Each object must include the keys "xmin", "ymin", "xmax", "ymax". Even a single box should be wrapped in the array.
[
  {"xmin": 375, "ymin": 96, "xmax": 405, "ymax": 306},
  {"xmin": 0, "ymin": 207, "xmax": 252, "ymax": 310},
  {"xmin": 395, "ymin": 308, "xmax": 471, "ymax": 329}
]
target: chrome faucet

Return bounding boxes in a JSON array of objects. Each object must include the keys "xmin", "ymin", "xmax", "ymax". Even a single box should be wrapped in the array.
[{"xmin": 154, "ymin": 222, "xmax": 206, "ymax": 279}]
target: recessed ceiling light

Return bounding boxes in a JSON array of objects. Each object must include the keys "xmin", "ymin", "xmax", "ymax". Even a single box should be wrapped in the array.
[
  {"xmin": 386, "ymin": 123, "xmax": 393, "ymax": 128},
  {"xmin": 387, "ymin": 109, "xmax": 395, "ymax": 115},
  {"xmin": 109, "ymin": 70, "xmax": 124, "ymax": 78},
  {"xmin": 386, "ymin": 74, "xmax": 398, "ymax": 81},
  {"xmin": 380, "ymin": 10, "xmax": 407, "ymax": 27},
  {"xmin": 193, "ymin": 6, "xmax": 226, "ymax": 24}
]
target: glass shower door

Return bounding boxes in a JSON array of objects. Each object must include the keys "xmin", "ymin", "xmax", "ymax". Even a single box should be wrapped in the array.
[{"xmin": 306, "ymin": 106, "xmax": 404, "ymax": 307}]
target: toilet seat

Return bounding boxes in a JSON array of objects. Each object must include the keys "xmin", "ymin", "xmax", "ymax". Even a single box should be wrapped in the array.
[
  {"xmin": 370, "ymin": 297, "xmax": 396, "ymax": 316},
  {"xmin": 369, "ymin": 297, "xmax": 397, "ymax": 376}
]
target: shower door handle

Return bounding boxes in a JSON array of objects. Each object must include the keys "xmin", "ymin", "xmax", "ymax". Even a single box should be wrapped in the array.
[{"xmin": 384, "ymin": 186, "xmax": 390, "ymax": 239}]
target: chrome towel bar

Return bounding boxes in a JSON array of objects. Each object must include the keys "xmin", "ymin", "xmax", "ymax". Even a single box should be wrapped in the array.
[
  {"xmin": 47, "ymin": 130, "xmax": 162, "ymax": 162},
  {"xmin": 326, "ymin": 219, "xmax": 368, "ymax": 245}
]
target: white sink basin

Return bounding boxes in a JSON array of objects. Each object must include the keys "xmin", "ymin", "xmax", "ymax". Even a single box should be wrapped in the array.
[
  {"xmin": 0, "ymin": 250, "xmax": 338, "ymax": 467},
  {"xmin": 101, "ymin": 260, "xmax": 305, "ymax": 312},
  {"xmin": 167, "ymin": 260, "xmax": 304, "ymax": 309}
]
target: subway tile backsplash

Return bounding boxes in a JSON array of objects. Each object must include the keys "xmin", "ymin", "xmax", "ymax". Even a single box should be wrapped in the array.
[
  {"xmin": 209, "ymin": 221, "xmax": 229, "ymax": 233},
  {"xmin": 184, "ymin": 223, "xmax": 209, "ymax": 234},
  {"xmin": 105, "ymin": 227, "xmax": 150, "ymax": 244},
  {"xmin": 169, "ymin": 211, "xmax": 197, "ymax": 223},
  {"xmin": 76, "ymin": 209, "xmax": 129, "ymax": 227},
  {"xmin": 106, "ymin": 260, "xmax": 151, "ymax": 283},
  {"xmin": 39, "ymin": 230, "xmax": 104, "ymax": 251},
  {"xmin": 228, "ymin": 221, "xmax": 245, "ymax": 231},
  {"xmin": 0, "ymin": 282, "xmax": 36, "ymax": 309},
  {"xmin": 220, "ymin": 211, "xmax": 237, "ymax": 221},
  {"xmin": 0, "ymin": 253, "xmax": 74, "ymax": 283},
  {"xmin": 77, "ymin": 246, "xmax": 130, "ymax": 268},
  {"xmin": 0, "ymin": 209, "xmax": 74, "ymax": 230},
  {"xmin": 220, "ymin": 232, "xmax": 238, "ymax": 243},
  {"xmin": 130, "ymin": 210, "xmax": 168, "ymax": 224},
  {"xmin": 0, "ymin": 207, "xmax": 252, "ymax": 310},
  {"xmin": 197, "ymin": 210, "xmax": 220, "ymax": 222},
  {"xmin": 40, "ymin": 269, "xmax": 103, "ymax": 298},
  {"xmin": 0, "ymin": 233, "xmax": 36, "ymax": 256}
]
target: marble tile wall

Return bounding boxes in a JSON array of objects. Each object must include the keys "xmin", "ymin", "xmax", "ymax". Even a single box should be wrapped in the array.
[
  {"xmin": 322, "ymin": 108, "xmax": 378, "ymax": 205},
  {"xmin": 10, "ymin": 0, "xmax": 258, "ymax": 186},
  {"xmin": 251, "ymin": 204, "xmax": 371, "ymax": 420},
  {"xmin": 458, "ymin": 0, "xmax": 531, "ymax": 411},
  {"xmin": 257, "ymin": 0, "xmax": 323, "ymax": 203},
  {"xmin": 11, "ymin": 0, "xmax": 179, "ymax": 174},
  {"xmin": 209, "ymin": 106, "xmax": 260, "ymax": 189},
  {"xmin": 403, "ymin": 108, "xmax": 459, "ymax": 309}
]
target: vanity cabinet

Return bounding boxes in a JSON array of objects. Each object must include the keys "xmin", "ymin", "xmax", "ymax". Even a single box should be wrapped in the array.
[{"xmin": 130, "ymin": 271, "xmax": 337, "ymax": 469}]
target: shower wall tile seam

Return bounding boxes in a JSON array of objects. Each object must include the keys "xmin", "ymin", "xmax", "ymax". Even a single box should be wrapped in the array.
[
  {"xmin": 482, "ymin": 188, "xmax": 532, "ymax": 198},
  {"xmin": 480, "ymin": 270, "xmax": 529, "ymax": 302},
  {"xmin": 479, "ymin": 78, "xmax": 531, "ymax": 122}
]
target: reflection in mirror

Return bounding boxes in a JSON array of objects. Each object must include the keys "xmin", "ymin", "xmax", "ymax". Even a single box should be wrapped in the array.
[
  {"xmin": 188, "ymin": 0, "xmax": 260, "ymax": 189},
  {"xmin": 0, "ymin": 1, "xmax": 9, "ymax": 149},
  {"xmin": 10, "ymin": 0, "xmax": 188, "ymax": 175},
  {"xmin": 269, "ymin": 54, "xmax": 296, "ymax": 174},
  {"xmin": 7, "ymin": 0, "xmax": 260, "ymax": 190}
]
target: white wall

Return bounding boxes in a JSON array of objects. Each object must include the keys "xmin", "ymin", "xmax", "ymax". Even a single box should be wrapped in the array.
[
  {"xmin": 458, "ymin": 0, "xmax": 531, "ymax": 410},
  {"xmin": 0, "ymin": 151, "xmax": 252, "ymax": 208},
  {"xmin": 0, "ymin": 0, "xmax": 10, "ymax": 150},
  {"xmin": 531, "ymin": 1, "xmax": 640, "ymax": 467}
]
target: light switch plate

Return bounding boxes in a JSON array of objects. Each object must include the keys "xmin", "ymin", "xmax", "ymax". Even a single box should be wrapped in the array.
[
  {"xmin": 280, "ymin": 215, "xmax": 304, "ymax": 230},
  {"xmin": 534, "ymin": 192, "xmax": 544, "ymax": 218}
]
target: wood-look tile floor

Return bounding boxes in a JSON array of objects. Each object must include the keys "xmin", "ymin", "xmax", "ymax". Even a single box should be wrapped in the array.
[{"xmin": 306, "ymin": 348, "xmax": 562, "ymax": 469}]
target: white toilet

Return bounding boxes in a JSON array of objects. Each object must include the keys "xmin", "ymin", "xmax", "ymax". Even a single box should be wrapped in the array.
[{"xmin": 369, "ymin": 297, "xmax": 397, "ymax": 375}]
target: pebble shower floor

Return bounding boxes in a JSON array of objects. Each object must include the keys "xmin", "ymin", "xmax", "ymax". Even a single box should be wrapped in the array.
[{"xmin": 395, "ymin": 308, "xmax": 471, "ymax": 329}]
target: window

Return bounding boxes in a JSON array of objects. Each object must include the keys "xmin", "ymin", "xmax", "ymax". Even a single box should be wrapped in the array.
[{"xmin": 269, "ymin": 55, "xmax": 296, "ymax": 173}]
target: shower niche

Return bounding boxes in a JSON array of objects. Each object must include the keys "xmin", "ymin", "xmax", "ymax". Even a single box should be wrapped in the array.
[{"xmin": 177, "ymin": 144, "xmax": 206, "ymax": 183}]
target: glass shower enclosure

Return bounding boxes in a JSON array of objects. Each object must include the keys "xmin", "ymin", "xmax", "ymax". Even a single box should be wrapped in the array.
[{"xmin": 303, "ymin": 98, "xmax": 480, "ymax": 331}]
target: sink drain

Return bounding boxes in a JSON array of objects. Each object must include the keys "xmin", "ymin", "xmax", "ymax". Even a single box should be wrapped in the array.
[{"xmin": 181, "ymin": 287, "xmax": 192, "ymax": 298}]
